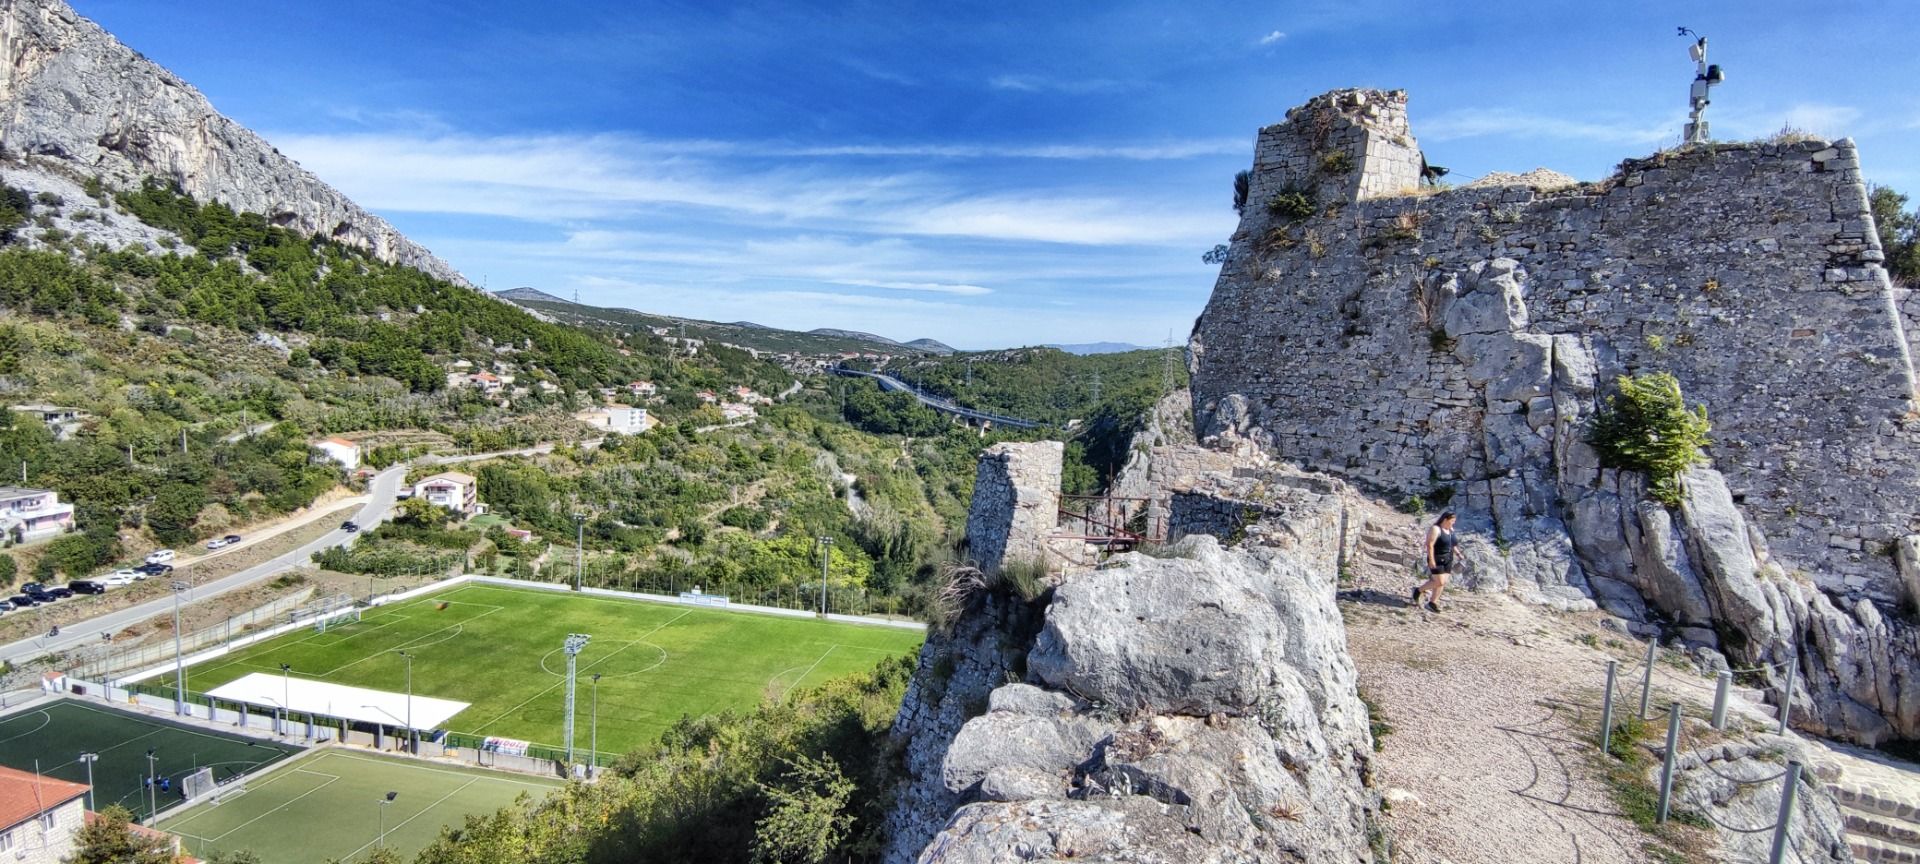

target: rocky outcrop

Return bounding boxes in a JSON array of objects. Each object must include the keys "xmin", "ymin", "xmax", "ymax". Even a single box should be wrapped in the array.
[
  {"xmin": 1674, "ymin": 735, "xmax": 1854, "ymax": 863},
  {"xmin": 0, "ymin": 0, "xmax": 466, "ymax": 284},
  {"xmin": 1188, "ymin": 86, "xmax": 1920, "ymax": 744},
  {"xmin": 905, "ymin": 535, "xmax": 1378, "ymax": 864}
]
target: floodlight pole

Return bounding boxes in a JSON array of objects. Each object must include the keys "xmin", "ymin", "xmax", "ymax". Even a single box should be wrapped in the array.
[
  {"xmin": 78, "ymin": 753, "xmax": 97, "ymax": 812},
  {"xmin": 378, "ymin": 791, "xmax": 398, "ymax": 849},
  {"xmin": 171, "ymin": 581, "xmax": 190, "ymax": 715},
  {"xmin": 145, "ymin": 748, "xmax": 157, "ymax": 825},
  {"xmin": 817, "ymin": 536, "xmax": 834, "ymax": 617},
  {"xmin": 280, "ymin": 663, "xmax": 292, "ymax": 735},
  {"xmin": 590, "ymin": 673, "xmax": 602, "ymax": 777},
  {"xmin": 562, "ymin": 633, "xmax": 591, "ymax": 766},
  {"xmin": 399, "ymin": 650, "xmax": 415, "ymax": 754},
  {"xmin": 574, "ymin": 513, "xmax": 587, "ymax": 591}
]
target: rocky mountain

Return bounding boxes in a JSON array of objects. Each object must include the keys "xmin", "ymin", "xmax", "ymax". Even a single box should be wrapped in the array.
[
  {"xmin": 1046, "ymin": 341, "xmax": 1150, "ymax": 355},
  {"xmin": 493, "ymin": 286, "xmax": 573, "ymax": 305},
  {"xmin": 498, "ymin": 289, "xmax": 958, "ymax": 356},
  {"xmin": 0, "ymin": 0, "xmax": 465, "ymax": 284}
]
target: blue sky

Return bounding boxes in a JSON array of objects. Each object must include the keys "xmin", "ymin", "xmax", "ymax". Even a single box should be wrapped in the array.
[{"xmin": 74, "ymin": 0, "xmax": 1920, "ymax": 349}]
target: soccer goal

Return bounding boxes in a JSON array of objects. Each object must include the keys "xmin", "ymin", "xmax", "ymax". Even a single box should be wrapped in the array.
[
  {"xmin": 181, "ymin": 767, "xmax": 217, "ymax": 802},
  {"xmin": 293, "ymin": 593, "xmax": 362, "ymax": 633}
]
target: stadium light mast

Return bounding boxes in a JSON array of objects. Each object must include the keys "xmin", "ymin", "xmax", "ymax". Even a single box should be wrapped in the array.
[
  {"xmin": 590, "ymin": 673, "xmax": 602, "ymax": 778},
  {"xmin": 279, "ymin": 663, "xmax": 293, "ymax": 735},
  {"xmin": 145, "ymin": 748, "xmax": 158, "ymax": 825},
  {"xmin": 398, "ymin": 650, "xmax": 415, "ymax": 754},
  {"xmin": 378, "ymin": 791, "xmax": 398, "ymax": 849},
  {"xmin": 816, "ymin": 536, "xmax": 835, "ymax": 617},
  {"xmin": 562, "ymin": 633, "xmax": 591, "ymax": 766},
  {"xmin": 170, "ymin": 581, "xmax": 190, "ymax": 716},
  {"xmin": 573, "ymin": 513, "xmax": 587, "ymax": 591},
  {"xmin": 77, "ymin": 753, "xmax": 97, "ymax": 811}
]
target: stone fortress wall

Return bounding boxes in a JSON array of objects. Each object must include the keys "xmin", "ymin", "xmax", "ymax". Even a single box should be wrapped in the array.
[
  {"xmin": 1190, "ymin": 88, "xmax": 1920, "ymax": 743},
  {"xmin": 1194, "ymin": 88, "xmax": 1916, "ymax": 606}
]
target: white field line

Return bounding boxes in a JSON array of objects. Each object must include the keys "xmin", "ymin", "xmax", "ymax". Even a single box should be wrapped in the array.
[
  {"xmin": 0, "ymin": 710, "xmax": 51, "ymax": 746},
  {"xmin": 313, "ymin": 606, "xmax": 504, "ymax": 678},
  {"xmin": 322, "ymin": 750, "xmax": 560, "ymax": 791},
  {"xmin": 334, "ymin": 777, "xmax": 478, "ymax": 864},
  {"xmin": 467, "ymin": 609, "xmax": 692, "ymax": 736},
  {"xmin": 182, "ymin": 768, "xmax": 341, "ymax": 841},
  {"xmin": 789, "ymin": 645, "xmax": 838, "ymax": 693}
]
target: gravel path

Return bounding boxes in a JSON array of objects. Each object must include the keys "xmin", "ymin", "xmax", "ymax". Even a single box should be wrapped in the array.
[{"xmin": 1343, "ymin": 589, "xmax": 1661, "ymax": 864}]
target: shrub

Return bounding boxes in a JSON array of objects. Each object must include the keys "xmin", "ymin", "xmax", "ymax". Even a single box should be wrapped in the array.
[
  {"xmin": 1320, "ymin": 149, "xmax": 1355, "ymax": 175},
  {"xmin": 1266, "ymin": 188, "xmax": 1317, "ymax": 222},
  {"xmin": 1588, "ymin": 372, "xmax": 1711, "ymax": 506}
]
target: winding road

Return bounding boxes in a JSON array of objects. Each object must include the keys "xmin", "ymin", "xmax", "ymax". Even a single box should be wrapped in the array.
[{"xmin": 0, "ymin": 464, "xmax": 409, "ymax": 665}]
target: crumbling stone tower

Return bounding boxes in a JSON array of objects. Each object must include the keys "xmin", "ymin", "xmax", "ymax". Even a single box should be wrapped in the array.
[
  {"xmin": 1245, "ymin": 88, "xmax": 1424, "ymax": 212},
  {"xmin": 963, "ymin": 441, "xmax": 1063, "ymax": 574}
]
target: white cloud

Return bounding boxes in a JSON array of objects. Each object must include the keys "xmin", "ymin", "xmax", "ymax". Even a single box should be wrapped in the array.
[
  {"xmin": 988, "ymin": 74, "xmax": 1129, "ymax": 95},
  {"xmin": 1258, "ymin": 30, "xmax": 1286, "ymax": 45},
  {"xmin": 766, "ymin": 140, "xmax": 1242, "ymax": 160}
]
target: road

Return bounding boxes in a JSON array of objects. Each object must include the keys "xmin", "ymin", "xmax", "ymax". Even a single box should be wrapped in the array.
[
  {"xmin": 829, "ymin": 367, "xmax": 1043, "ymax": 429},
  {"xmin": 0, "ymin": 465, "xmax": 409, "ymax": 665}
]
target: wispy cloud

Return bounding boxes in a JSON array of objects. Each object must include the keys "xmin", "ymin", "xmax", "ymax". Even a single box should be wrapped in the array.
[
  {"xmin": 988, "ymin": 74, "xmax": 1130, "ymax": 95},
  {"xmin": 762, "ymin": 140, "xmax": 1242, "ymax": 160},
  {"xmin": 268, "ymin": 130, "xmax": 1228, "ymax": 247},
  {"xmin": 1258, "ymin": 30, "xmax": 1286, "ymax": 45},
  {"xmin": 1418, "ymin": 108, "xmax": 1676, "ymax": 146}
]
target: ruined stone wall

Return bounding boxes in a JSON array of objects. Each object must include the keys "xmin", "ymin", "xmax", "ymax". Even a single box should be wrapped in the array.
[
  {"xmin": 1192, "ymin": 88, "xmax": 1917, "ymax": 606},
  {"xmin": 962, "ymin": 441, "xmax": 1063, "ymax": 573}
]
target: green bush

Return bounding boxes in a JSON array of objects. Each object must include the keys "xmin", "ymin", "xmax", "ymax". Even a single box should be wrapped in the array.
[
  {"xmin": 1588, "ymin": 372, "xmax": 1711, "ymax": 507},
  {"xmin": 1266, "ymin": 188, "xmax": 1317, "ymax": 222}
]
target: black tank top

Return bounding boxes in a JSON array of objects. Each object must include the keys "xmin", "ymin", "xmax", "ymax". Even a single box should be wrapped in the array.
[{"xmin": 1433, "ymin": 528, "xmax": 1457, "ymax": 565}]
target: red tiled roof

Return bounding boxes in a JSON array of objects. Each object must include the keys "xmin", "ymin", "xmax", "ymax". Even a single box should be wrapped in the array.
[{"xmin": 0, "ymin": 765, "xmax": 87, "ymax": 830}]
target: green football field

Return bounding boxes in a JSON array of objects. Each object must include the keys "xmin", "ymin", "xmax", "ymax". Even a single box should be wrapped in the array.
[
  {"xmin": 161, "ymin": 749, "xmax": 560, "ymax": 864},
  {"xmin": 0, "ymin": 700, "xmax": 301, "ymax": 820},
  {"xmin": 175, "ymin": 583, "xmax": 923, "ymax": 758}
]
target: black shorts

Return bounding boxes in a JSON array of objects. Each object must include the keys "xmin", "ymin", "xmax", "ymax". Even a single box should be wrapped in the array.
[{"xmin": 1429, "ymin": 563, "xmax": 1453, "ymax": 576}]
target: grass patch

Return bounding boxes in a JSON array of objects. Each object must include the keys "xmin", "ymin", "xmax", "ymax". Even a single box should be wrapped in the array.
[
  {"xmin": 1360, "ymin": 688, "xmax": 1393, "ymax": 751},
  {"xmin": 1585, "ymin": 703, "xmax": 1714, "ymax": 861},
  {"xmin": 163, "ymin": 583, "xmax": 922, "ymax": 755}
]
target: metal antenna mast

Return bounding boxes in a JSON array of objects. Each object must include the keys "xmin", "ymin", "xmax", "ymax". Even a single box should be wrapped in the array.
[
  {"xmin": 1161, "ymin": 330, "xmax": 1179, "ymax": 395},
  {"xmin": 1678, "ymin": 27, "xmax": 1726, "ymax": 145},
  {"xmin": 562, "ymin": 633, "xmax": 592, "ymax": 765}
]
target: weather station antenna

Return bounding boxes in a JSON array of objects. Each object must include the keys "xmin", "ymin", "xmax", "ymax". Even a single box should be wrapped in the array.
[{"xmin": 1678, "ymin": 27, "xmax": 1726, "ymax": 145}]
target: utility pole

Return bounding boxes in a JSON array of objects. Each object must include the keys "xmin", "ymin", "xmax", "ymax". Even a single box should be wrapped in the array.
[
  {"xmin": 562, "ymin": 634, "xmax": 591, "ymax": 766},
  {"xmin": 816, "ymin": 536, "xmax": 834, "ymax": 617},
  {"xmin": 1090, "ymin": 370, "xmax": 1101, "ymax": 403},
  {"xmin": 573, "ymin": 513, "xmax": 587, "ymax": 591},
  {"xmin": 1162, "ymin": 330, "xmax": 1179, "ymax": 395},
  {"xmin": 170, "ymin": 581, "xmax": 190, "ymax": 716}
]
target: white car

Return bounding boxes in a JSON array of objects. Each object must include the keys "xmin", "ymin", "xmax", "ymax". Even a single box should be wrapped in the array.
[
  {"xmin": 99, "ymin": 571, "xmax": 140, "ymax": 587},
  {"xmin": 145, "ymin": 549, "xmax": 175, "ymax": 565}
]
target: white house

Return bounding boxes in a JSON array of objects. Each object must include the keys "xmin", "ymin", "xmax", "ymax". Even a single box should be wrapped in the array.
[
  {"xmin": 313, "ymin": 436, "xmax": 360, "ymax": 470},
  {"xmin": 628, "ymin": 380, "xmax": 657, "ymax": 397},
  {"xmin": 0, "ymin": 487, "xmax": 74, "ymax": 544},
  {"xmin": 0, "ymin": 765, "xmax": 88, "ymax": 864},
  {"xmin": 8, "ymin": 405, "xmax": 88, "ymax": 441},
  {"xmin": 720, "ymin": 402, "xmax": 757, "ymax": 422},
  {"xmin": 413, "ymin": 472, "xmax": 478, "ymax": 516},
  {"xmin": 575, "ymin": 405, "xmax": 651, "ymax": 435}
]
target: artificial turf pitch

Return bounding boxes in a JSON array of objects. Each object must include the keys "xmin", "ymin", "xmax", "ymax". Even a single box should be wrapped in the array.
[
  {"xmin": 0, "ymin": 700, "xmax": 301, "ymax": 820},
  {"xmin": 160, "ymin": 749, "xmax": 560, "ymax": 864},
  {"xmin": 178, "ymin": 583, "xmax": 924, "ymax": 757}
]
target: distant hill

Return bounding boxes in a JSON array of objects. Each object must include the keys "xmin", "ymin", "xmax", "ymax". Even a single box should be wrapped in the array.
[
  {"xmin": 497, "ymin": 292, "xmax": 950, "ymax": 356},
  {"xmin": 1048, "ymin": 342, "xmax": 1152, "ymax": 355}
]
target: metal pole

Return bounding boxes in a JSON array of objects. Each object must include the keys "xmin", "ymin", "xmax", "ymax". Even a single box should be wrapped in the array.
[
  {"xmin": 146, "ymin": 749, "xmax": 157, "ymax": 825},
  {"xmin": 1639, "ymin": 637, "xmax": 1657, "ymax": 719},
  {"xmin": 281, "ymin": 663, "xmax": 291, "ymax": 735},
  {"xmin": 1777, "ymin": 653, "xmax": 1797, "ymax": 736},
  {"xmin": 1712, "ymin": 671, "xmax": 1732, "ymax": 730},
  {"xmin": 590, "ymin": 673, "xmax": 601, "ymax": 777},
  {"xmin": 574, "ymin": 514, "xmax": 586, "ymax": 591},
  {"xmin": 1600, "ymin": 660, "xmax": 1618, "ymax": 754},
  {"xmin": 79, "ymin": 753, "xmax": 96, "ymax": 812},
  {"xmin": 402, "ymin": 652, "xmax": 414, "ymax": 754},
  {"xmin": 171, "ymin": 582, "xmax": 189, "ymax": 715},
  {"xmin": 1657, "ymin": 701, "xmax": 1682, "ymax": 824},
  {"xmin": 1767, "ymin": 761, "xmax": 1803, "ymax": 864}
]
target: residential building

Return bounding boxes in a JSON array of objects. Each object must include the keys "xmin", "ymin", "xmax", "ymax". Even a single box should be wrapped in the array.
[
  {"xmin": 8, "ymin": 405, "xmax": 88, "ymax": 441},
  {"xmin": 575, "ymin": 405, "xmax": 650, "ymax": 435},
  {"xmin": 468, "ymin": 372, "xmax": 503, "ymax": 393},
  {"xmin": 312, "ymin": 436, "xmax": 360, "ymax": 470},
  {"xmin": 628, "ymin": 380, "xmax": 657, "ymax": 397},
  {"xmin": 720, "ymin": 402, "xmax": 757, "ymax": 422},
  {"xmin": 413, "ymin": 472, "xmax": 479, "ymax": 516},
  {"xmin": 696, "ymin": 389, "xmax": 718, "ymax": 404},
  {"xmin": 0, "ymin": 765, "xmax": 88, "ymax": 864},
  {"xmin": 0, "ymin": 488, "xmax": 74, "ymax": 544}
]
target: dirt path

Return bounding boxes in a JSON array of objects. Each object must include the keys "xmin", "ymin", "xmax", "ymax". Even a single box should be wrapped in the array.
[{"xmin": 1343, "ymin": 589, "xmax": 1674, "ymax": 864}]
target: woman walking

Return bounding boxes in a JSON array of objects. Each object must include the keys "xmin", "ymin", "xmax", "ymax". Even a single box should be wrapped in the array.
[{"xmin": 1411, "ymin": 510, "xmax": 1457, "ymax": 612}]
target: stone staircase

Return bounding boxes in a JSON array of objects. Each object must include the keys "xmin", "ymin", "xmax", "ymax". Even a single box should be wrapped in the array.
[
  {"xmin": 1810, "ymin": 743, "xmax": 1920, "ymax": 863},
  {"xmin": 1346, "ymin": 512, "xmax": 1423, "ymax": 589}
]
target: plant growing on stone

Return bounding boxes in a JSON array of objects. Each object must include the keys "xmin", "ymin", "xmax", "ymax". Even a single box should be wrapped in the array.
[
  {"xmin": 1232, "ymin": 169, "xmax": 1251, "ymax": 214},
  {"xmin": 1266, "ymin": 187, "xmax": 1317, "ymax": 222},
  {"xmin": 1588, "ymin": 372, "xmax": 1711, "ymax": 507},
  {"xmin": 1319, "ymin": 149, "xmax": 1354, "ymax": 175}
]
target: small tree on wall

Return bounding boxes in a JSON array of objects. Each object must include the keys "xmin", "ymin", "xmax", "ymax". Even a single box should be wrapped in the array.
[{"xmin": 1587, "ymin": 372, "xmax": 1712, "ymax": 507}]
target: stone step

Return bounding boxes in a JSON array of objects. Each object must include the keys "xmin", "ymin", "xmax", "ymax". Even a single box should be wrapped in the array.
[
  {"xmin": 1834, "ymin": 782, "xmax": 1920, "ymax": 831},
  {"xmin": 1849, "ymin": 833, "xmax": 1920, "ymax": 864},
  {"xmin": 1846, "ymin": 807, "xmax": 1920, "ymax": 848},
  {"xmin": 1357, "ymin": 532, "xmax": 1409, "ymax": 553}
]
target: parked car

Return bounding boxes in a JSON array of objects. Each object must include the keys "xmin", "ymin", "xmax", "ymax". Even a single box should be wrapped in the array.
[
  {"xmin": 205, "ymin": 534, "xmax": 242, "ymax": 550},
  {"xmin": 44, "ymin": 586, "xmax": 73, "ymax": 599},
  {"xmin": 22, "ymin": 587, "xmax": 56, "ymax": 604},
  {"xmin": 134, "ymin": 562, "xmax": 173, "ymax": 576},
  {"xmin": 6, "ymin": 595, "xmax": 34, "ymax": 608},
  {"xmin": 0, "ymin": 600, "xmax": 12, "ymax": 613},
  {"xmin": 67, "ymin": 581, "xmax": 104, "ymax": 595},
  {"xmin": 341, "ymin": 520, "xmax": 360, "ymax": 533},
  {"xmin": 98, "ymin": 572, "xmax": 139, "ymax": 588},
  {"xmin": 145, "ymin": 549, "xmax": 176, "ymax": 565}
]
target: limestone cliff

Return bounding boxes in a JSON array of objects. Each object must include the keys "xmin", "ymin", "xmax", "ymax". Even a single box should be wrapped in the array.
[
  {"xmin": 1188, "ymin": 88, "xmax": 1920, "ymax": 744},
  {"xmin": 0, "ymin": 0, "xmax": 465, "ymax": 283},
  {"xmin": 884, "ymin": 443, "xmax": 1380, "ymax": 863}
]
